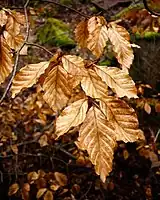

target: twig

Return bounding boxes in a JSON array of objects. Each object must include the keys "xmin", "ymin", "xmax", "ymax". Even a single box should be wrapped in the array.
[
  {"xmin": 154, "ymin": 129, "xmax": 160, "ymax": 143},
  {"xmin": 143, "ymin": 0, "xmax": 160, "ymax": 17},
  {"xmin": 26, "ymin": 42, "xmax": 54, "ymax": 56},
  {"xmin": 41, "ymin": 0, "xmax": 88, "ymax": 18},
  {"xmin": 0, "ymin": 0, "xmax": 30, "ymax": 104}
]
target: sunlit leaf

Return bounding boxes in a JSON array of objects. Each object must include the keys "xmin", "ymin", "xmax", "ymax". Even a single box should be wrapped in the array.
[
  {"xmin": 0, "ymin": 10, "xmax": 8, "ymax": 26},
  {"xmin": 56, "ymin": 98, "xmax": 88, "ymax": 138},
  {"xmin": 62, "ymin": 55, "xmax": 87, "ymax": 76},
  {"xmin": 11, "ymin": 62, "xmax": 49, "ymax": 98},
  {"xmin": 5, "ymin": 15, "xmax": 21, "ymax": 36},
  {"xmin": 36, "ymin": 188, "xmax": 47, "ymax": 199},
  {"xmin": 108, "ymin": 22, "xmax": 134, "ymax": 70},
  {"xmin": 4, "ymin": 31, "xmax": 24, "ymax": 50},
  {"xmin": 99, "ymin": 97, "xmax": 145, "ymax": 142},
  {"xmin": 0, "ymin": 36, "xmax": 13, "ymax": 85},
  {"xmin": 76, "ymin": 106, "xmax": 116, "ymax": 182},
  {"xmin": 43, "ymin": 65, "xmax": 71, "ymax": 112},
  {"xmin": 94, "ymin": 65, "xmax": 138, "ymax": 98},
  {"xmin": 87, "ymin": 16, "xmax": 108, "ymax": 58},
  {"xmin": 81, "ymin": 69, "xmax": 108, "ymax": 98}
]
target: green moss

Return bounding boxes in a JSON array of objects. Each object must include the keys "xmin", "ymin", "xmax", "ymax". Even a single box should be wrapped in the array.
[
  {"xmin": 135, "ymin": 32, "xmax": 160, "ymax": 40},
  {"xmin": 98, "ymin": 60, "xmax": 112, "ymax": 66},
  {"xmin": 37, "ymin": 18, "xmax": 75, "ymax": 47}
]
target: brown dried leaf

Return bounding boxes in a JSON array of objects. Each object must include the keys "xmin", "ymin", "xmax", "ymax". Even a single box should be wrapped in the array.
[
  {"xmin": 36, "ymin": 188, "xmax": 47, "ymax": 199},
  {"xmin": 87, "ymin": 16, "xmax": 108, "ymax": 58},
  {"xmin": 43, "ymin": 190, "xmax": 53, "ymax": 200},
  {"xmin": 0, "ymin": 10, "xmax": 8, "ymax": 26},
  {"xmin": 75, "ymin": 20, "xmax": 89, "ymax": 48},
  {"xmin": 62, "ymin": 55, "xmax": 87, "ymax": 76},
  {"xmin": 4, "ymin": 31, "xmax": 24, "ymax": 50},
  {"xmin": 99, "ymin": 97, "xmax": 145, "ymax": 142},
  {"xmin": 54, "ymin": 172, "xmax": 67, "ymax": 186},
  {"xmin": 56, "ymin": 98, "xmax": 88, "ymax": 138},
  {"xmin": 108, "ymin": 22, "xmax": 134, "ymax": 70},
  {"xmin": 0, "ymin": 36, "xmax": 13, "ymax": 85},
  {"xmin": 81, "ymin": 69, "xmax": 108, "ymax": 98},
  {"xmin": 38, "ymin": 135, "xmax": 48, "ymax": 147},
  {"xmin": 76, "ymin": 106, "xmax": 117, "ymax": 182},
  {"xmin": 5, "ymin": 9, "xmax": 25, "ymax": 25},
  {"xmin": 27, "ymin": 172, "xmax": 39, "ymax": 183},
  {"xmin": 43, "ymin": 65, "xmax": 71, "ymax": 112},
  {"xmin": 5, "ymin": 15, "xmax": 21, "ymax": 36},
  {"xmin": 94, "ymin": 65, "xmax": 137, "ymax": 98},
  {"xmin": 11, "ymin": 62, "xmax": 49, "ymax": 98},
  {"xmin": 8, "ymin": 183, "xmax": 19, "ymax": 196}
]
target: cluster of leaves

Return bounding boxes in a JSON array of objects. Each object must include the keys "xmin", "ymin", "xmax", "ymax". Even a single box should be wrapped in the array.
[
  {"xmin": 9, "ymin": 170, "xmax": 68, "ymax": 200},
  {"xmin": 118, "ymin": 7, "xmax": 160, "ymax": 36},
  {"xmin": 0, "ymin": 9, "xmax": 25, "ymax": 84},
  {"xmin": 3, "ymin": 15, "xmax": 144, "ymax": 184}
]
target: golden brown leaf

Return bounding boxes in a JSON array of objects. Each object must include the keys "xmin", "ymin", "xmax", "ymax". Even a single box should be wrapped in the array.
[
  {"xmin": 43, "ymin": 65, "xmax": 71, "ymax": 112},
  {"xmin": 0, "ymin": 36, "xmax": 13, "ymax": 85},
  {"xmin": 81, "ymin": 69, "xmax": 108, "ymax": 98},
  {"xmin": 62, "ymin": 55, "xmax": 87, "ymax": 76},
  {"xmin": 99, "ymin": 97, "xmax": 145, "ymax": 142},
  {"xmin": 38, "ymin": 135, "xmax": 48, "ymax": 147},
  {"xmin": 27, "ymin": 172, "xmax": 39, "ymax": 183},
  {"xmin": 76, "ymin": 106, "xmax": 116, "ymax": 182},
  {"xmin": 5, "ymin": 15, "xmax": 21, "ymax": 36},
  {"xmin": 56, "ymin": 98, "xmax": 88, "ymax": 138},
  {"xmin": 43, "ymin": 190, "xmax": 53, "ymax": 200},
  {"xmin": 4, "ymin": 31, "xmax": 24, "ymax": 50},
  {"xmin": 75, "ymin": 20, "xmax": 89, "ymax": 48},
  {"xmin": 107, "ymin": 22, "xmax": 134, "ymax": 70},
  {"xmin": 36, "ymin": 188, "xmax": 47, "ymax": 199},
  {"xmin": 11, "ymin": 61, "xmax": 49, "ymax": 98},
  {"xmin": 4, "ymin": 9, "xmax": 25, "ymax": 25},
  {"xmin": 87, "ymin": 16, "xmax": 108, "ymax": 57},
  {"xmin": 8, "ymin": 183, "xmax": 19, "ymax": 196},
  {"xmin": 0, "ymin": 10, "xmax": 8, "ymax": 26},
  {"xmin": 11, "ymin": 144, "xmax": 18, "ymax": 154},
  {"xmin": 94, "ymin": 65, "xmax": 138, "ymax": 98},
  {"xmin": 54, "ymin": 172, "xmax": 67, "ymax": 186}
]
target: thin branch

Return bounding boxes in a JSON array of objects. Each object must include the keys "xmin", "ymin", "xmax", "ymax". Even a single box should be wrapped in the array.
[
  {"xmin": 0, "ymin": 0, "xmax": 30, "ymax": 104},
  {"xmin": 26, "ymin": 42, "xmax": 54, "ymax": 56},
  {"xmin": 143, "ymin": 0, "xmax": 160, "ymax": 16},
  {"xmin": 41, "ymin": 0, "xmax": 88, "ymax": 18}
]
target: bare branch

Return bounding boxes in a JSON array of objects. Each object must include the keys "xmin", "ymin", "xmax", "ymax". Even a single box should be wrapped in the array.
[{"xmin": 26, "ymin": 42, "xmax": 54, "ymax": 56}]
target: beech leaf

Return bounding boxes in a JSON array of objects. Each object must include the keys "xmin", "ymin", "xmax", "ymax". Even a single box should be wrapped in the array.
[
  {"xmin": 0, "ymin": 36, "xmax": 13, "ymax": 85},
  {"xmin": 0, "ymin": 10, "xmax": 8, "ymax": 26},
  {"xmin": 8, "ymin": 183, "xmax": 19, "ymax": 196},
  {"xmin": 94, "ymin": 65, "xmax": 138, "ymax": 98},
  {"xmin": 81, "ymin": 69, "xmax": 108, "ymax": 99},
  {"xmin": 43, "ymin": 65, "xmax": 71, "ymax": 112},
  {"xmin": 87, "ymin": 16, "xmax": 108, "ymax": 58},
  {"xmin": 108, "ymin": 22, "xmax": 134, "ymax": 70},
  {"xmin": 56, "ymin": 98, "xmax": 88, "ymax": 138},
  {"xmin": 11, "ymin": 62, "xmax": 49, "ymax": 98},
  {"xmin": 99, "ymin": 97, "xmax": 145, "ymax": 143},
  {"xmin": 76, "ymin": 106, "xmax": 116, "ymax": 182},
  {"xmin": 75, "ymin": 20, "xmax": 89, "ymax": 48},
  {"xmin": 43, "ymin": 190, "xmax": 53, "ymax": 200},
  {"xmin": 62, "ymin": 55, "xmax": 87, "ymax": 76}
]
